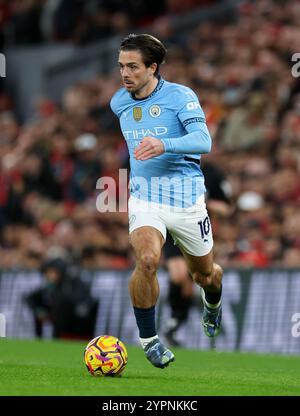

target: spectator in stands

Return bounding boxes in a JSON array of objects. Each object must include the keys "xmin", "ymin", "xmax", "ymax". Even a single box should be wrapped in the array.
[
  {"xmin": 8, "ymin": 0, "xmax": 43, "ymax": 45},
  {"xmin": 67, "ymin": 133, "xmax": 102, "ymax": 203},
  {"xmin": 26, "ymin": 257, "xmax": 99, "ymax": 339}
]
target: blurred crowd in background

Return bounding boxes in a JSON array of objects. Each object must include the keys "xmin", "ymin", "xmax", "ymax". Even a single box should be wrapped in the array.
[
  {"xmin": 0, "ymin": 0, "xmax": 300, "ymax": 271},
  {"xmin": 0, "ymin": 0, "xmax": 213, "ymax": 47}
]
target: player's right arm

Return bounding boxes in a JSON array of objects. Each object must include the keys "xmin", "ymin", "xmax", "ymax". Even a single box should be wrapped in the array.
[
  {"xmin": 134, "ymin": 136, "xmax": 165, "ymax": 160},
  {"xmin": 110, "ymin": 88, "xmax": 125, "ymax": 118}
]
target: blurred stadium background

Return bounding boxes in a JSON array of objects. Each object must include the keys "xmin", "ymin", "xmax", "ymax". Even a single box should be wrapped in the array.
[{"xmin": 0, "ymin": 0, "xmax": 300, "ymax": 354}]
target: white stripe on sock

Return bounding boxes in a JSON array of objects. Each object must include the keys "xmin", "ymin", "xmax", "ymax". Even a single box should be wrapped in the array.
[
  {"xmin": 140, "ymin": 335, "xmax": 159, "ymax": 349},
  {"xmin": 205, "ymin": 299, "xmax": 221, "ymax": 309}
]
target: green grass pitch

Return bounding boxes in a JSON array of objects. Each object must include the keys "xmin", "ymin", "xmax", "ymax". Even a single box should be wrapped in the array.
[{"xmin": 0, "ymin": 338, "xmax": 300, "ymax": 396}]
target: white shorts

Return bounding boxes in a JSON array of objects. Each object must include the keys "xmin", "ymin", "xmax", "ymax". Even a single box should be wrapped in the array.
[{"xmin": 128, "ymin": 195, "xmax": 213, "ymax": 257}]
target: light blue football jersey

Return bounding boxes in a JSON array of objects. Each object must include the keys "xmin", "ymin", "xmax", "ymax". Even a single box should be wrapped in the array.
[{"xmin": 110, "ymin": 76, "xmax": 212, "ymax": 207}]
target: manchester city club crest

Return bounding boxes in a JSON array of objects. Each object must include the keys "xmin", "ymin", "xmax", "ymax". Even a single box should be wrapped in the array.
[
  {"xmin": 149, "ymin": 104, "xmax": 161, "ymax": 117},
  {"xmin": 133, "ymin": 107, "xmax": 142, "ymax": 121}
]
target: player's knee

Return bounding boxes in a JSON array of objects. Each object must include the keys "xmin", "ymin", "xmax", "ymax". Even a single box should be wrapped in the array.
[
  {"xmin": 137, "ymin": 252, "xmax": 160, "ymax": 275},
  {"xmin": 191, "ymin": 270, "xmax": 213, "ymax": 287},
  {"xmin": 213, "ymin": 263, "xmax": 223, "ymax": 279}
]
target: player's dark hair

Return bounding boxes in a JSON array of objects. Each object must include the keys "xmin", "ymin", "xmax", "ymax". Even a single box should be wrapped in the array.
[{"xmin": 119, "ymin": 34, "xmax": 167, "ymax": 76}]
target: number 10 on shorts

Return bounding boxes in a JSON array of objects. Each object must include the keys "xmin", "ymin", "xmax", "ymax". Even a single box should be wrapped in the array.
[{"xmin": 198, "ymin": 216, "xmax": 210, "ymax": 241}]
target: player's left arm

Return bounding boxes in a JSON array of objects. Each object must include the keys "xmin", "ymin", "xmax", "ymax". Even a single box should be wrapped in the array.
[
  {"xmin": 161, "ymin": 90, "xmax": 211, "ymax": 155},
  {"xmin": 134, "ymin": 89, "xmax": 211, "ymax": 160}
]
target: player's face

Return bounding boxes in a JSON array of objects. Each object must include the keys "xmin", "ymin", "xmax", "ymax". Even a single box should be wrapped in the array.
[{"xmin": 118, "ymin": 50, "xmax": 157, "ymax": 97}]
